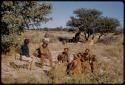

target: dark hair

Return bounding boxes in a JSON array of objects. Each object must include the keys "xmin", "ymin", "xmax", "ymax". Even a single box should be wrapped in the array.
[{"xmin": 24, "ymin": 39, "xmax": 29, "ymax": 45}]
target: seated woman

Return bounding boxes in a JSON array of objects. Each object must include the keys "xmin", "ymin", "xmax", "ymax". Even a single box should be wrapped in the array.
[
  {"xmin": 20, "ymin": 38, "xmax": 34, "ymax": 70},
  {"xmin": 39, "ymin": 42, "xmax": 53, "ymax": 67}
]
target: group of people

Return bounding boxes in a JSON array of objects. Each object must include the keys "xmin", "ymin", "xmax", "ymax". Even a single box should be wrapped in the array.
[
  {"xmin": 20, "ymin": 31, "xmax": 51, "ymax": 69},
  {"xmin": 66, "ymin": 49, "xmax": 96, "ymax": 76},
  {"xmin": 56, "ymin": 47, "xmax": 96, "ymax": 76},
  {"xmin": 19, "ymin": 31, "xmax": 96, "ymax": 76}
]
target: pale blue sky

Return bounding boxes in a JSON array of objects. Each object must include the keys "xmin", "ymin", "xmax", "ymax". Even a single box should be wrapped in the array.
[{"xmin": 39, "ymin": 1, "xmax": 124, "ymax": 28}]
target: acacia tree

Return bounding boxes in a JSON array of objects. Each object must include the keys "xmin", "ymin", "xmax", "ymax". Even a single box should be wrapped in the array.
[
  {"xmin": 94, "ymin": 16, "xmax": 120, "ymax": 39},
  {"xmin": 67, "ymin": 8, "xmax": 120, "ymax": 41},
  {"xmin": 67, "ymin": 8, "xmax": 102, "ymax": 41},
  {"xmin": 1, "ymin": 1, "xmax": 52, "ymax": 53}
]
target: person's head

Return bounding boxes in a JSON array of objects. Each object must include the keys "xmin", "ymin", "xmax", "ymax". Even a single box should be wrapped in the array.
[
  {"xmin": 85, "ymin": 48, "xmax": 90, "ymax": 53},
  {"xmin": 42, "ymin": 42, "xmax": 48, "ymax": 48},
  {"xmin": 77, "ymin": 53, "xmax": 82, "ymax": 58},
  {"xmin": 64, "ymin": 48, "xmax": 69, "ymax": 53},
  {"xmin": 24, "ymin": 39, "xmax": 30, "ymax": 45}
]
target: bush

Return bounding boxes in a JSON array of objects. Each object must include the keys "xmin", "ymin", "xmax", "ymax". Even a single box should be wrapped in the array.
[{"xmin": 1, "ymin": 33, "xmax": 24, "ymax": 53}]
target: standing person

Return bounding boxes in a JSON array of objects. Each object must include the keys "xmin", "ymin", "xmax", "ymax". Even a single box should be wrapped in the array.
[
  {"xmin": 20, "ymin": 38, "xmax": 34, "ymax": 70},
  {"xmin": 43, "ymin": 31, "xmax": 50, "ymax": 43},
  {"xmin": 39, "ymin": 42, "xmax": 53, "ymax": 67}
]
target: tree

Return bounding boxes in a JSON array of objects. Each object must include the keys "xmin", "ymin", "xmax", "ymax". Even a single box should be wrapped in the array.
[
  {"xmin": 1, "ymin": 1, "xmax": 52, "ymax": 32},
  {"xmin": 67, "ymin": 8, "xmax": 102, "ymax": 41},
  {"xmin": 67, "ymin": 8, "xmax": 120, "ymax": 41},
  {"xmin": 1, "ymin": 1, "xmax": 52, "ymax": 53},
  {"xmin": 93, "ymin": 16, "xmax": 120, "ymax": 39}
]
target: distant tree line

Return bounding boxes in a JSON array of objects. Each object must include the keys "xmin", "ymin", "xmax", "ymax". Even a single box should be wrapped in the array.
[{"xmin": 26, "ymin": 27, "xmax": 76, "ymax": 32}]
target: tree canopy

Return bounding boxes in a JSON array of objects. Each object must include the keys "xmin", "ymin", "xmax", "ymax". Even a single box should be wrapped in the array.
[
  {"xmin": 1, "ymin": 1, "xmax": 53, "ymax": 53},
  {"xmin": 1, "ymin": 1, "xmax": 52, "ymax": 34},
  {"xmin": 67, "ymin": 8, "xmax": 120, "ymax": 40}
]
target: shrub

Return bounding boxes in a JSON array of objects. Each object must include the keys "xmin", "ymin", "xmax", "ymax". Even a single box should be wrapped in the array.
[{"xmin": 1, "ymin": 33, "xmax": 24, "ymax": 54}]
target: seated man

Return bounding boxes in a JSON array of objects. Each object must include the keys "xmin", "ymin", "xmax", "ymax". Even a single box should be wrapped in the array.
[
  {"xmin": 66, "ymin": 54, "xmax": 82, "ymax": 76},
  {"xmin": 57, "ymin": 48, "xmax": 70, "ymax": 64},
  {"xmin": 20, "ymin": 38, "xmax": 34, "ymax": 70},
  {"xmin": 39, "ymin": 42, "xmax": 53, "ymax": 67},
  {"xmin": 81, "ymin": 49, "xmax": 97, "ymax": 73}
]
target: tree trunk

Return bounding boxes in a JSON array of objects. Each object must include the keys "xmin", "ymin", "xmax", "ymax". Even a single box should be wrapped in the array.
[
  {"xmin": 92, "ymin": 34, "xmax": 95, "ymax": 40},
  {"xmin": 84, "ymin": 32, "xmax": 88, "ymax": 41}
]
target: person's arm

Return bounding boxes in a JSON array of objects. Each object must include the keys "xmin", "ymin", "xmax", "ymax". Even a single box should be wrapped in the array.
[
  {"xmin": 67, "ymin": 53, "xmax": 70, "ymax": 62},
  {"xmin": 20, "ymin": 45, "xmax": 23, "ymax": 55},
  {"xmin": 28, "ymin": 45, "xmax": 32, "ymax": 57},
  {"xmin": 39, "ymin": 47, "xmax": 47, "ymax": 56},
  {"xmin": 46, "ymin": 49, "xmax": 52, "ymax": 59},
  {"xmin": 32, "ymin": 49, "xmax": 39, "ymax": 57}
]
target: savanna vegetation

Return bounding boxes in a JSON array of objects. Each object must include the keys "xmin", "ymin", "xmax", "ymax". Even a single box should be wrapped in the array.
[{"xmin": 1, "ymin": 1, "xmax": 124, "ymax": 84}]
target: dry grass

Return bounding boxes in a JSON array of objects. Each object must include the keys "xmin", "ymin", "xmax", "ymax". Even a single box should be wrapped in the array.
[{"xmin": 1, "ymin": 30, "xmax": 124, "ymax": 84}]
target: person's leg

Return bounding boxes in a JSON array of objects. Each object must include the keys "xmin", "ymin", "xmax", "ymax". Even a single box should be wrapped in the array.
[
  {"xmin": 21, "ymin": 56, "xmax": 33, "ymax": 70},
  {"xmin": 29, "ymin": 56, "xmax": 35, "ymax": 70},
  {"xmin": 21, "ymin": 56, "xmax": 30, "ymax": 61}
]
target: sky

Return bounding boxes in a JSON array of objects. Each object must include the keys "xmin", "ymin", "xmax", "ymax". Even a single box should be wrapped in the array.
[{"xmin": 38, "ymin": 1, "xmax": 124, "ymax": 28}]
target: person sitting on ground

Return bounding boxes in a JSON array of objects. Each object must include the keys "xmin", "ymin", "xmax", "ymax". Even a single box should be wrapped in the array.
[
  {"xmin": 66, "ymin": 54, "xmax": 82, "ymax": 76},
  {"xmin": 39, "ymin": 42, "xmax": 53, "ymax": 67},
  {"xmin": 57, "ymin": 48, "xmax": 70, "ymax": 64},
  {"xmin": 81, "ymin": 48, "xmax": 91, "ymax": 61},
  {"xmin": 74, "ymin": 52, "xmax": 90, "ymax": 73},
  {"xmin": 81, "ymin": 49, "xmax": 97, "ymax": 73},
  {"xmin": 20, "ymin": 38, "xmax": 34, "ymax": 70}
]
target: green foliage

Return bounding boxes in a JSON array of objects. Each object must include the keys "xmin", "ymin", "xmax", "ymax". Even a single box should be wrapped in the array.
[
  {"xmin": 67, "ymin": 8, "xmax": 102, "ymax": 30},
  {"xmin": 1, "ymin": 33, "xmax": 24, "ymax": 47},
  {"xmin": 1, "ymin": 1, "xmax": 52, "ymax": 53},
  {"xmin": 94, "ymin": 17, "xmax": 120, "ymax": 33},
  {"xmin": 67, "ymin": 8, "xmax": 120, "ymax": 40}
]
